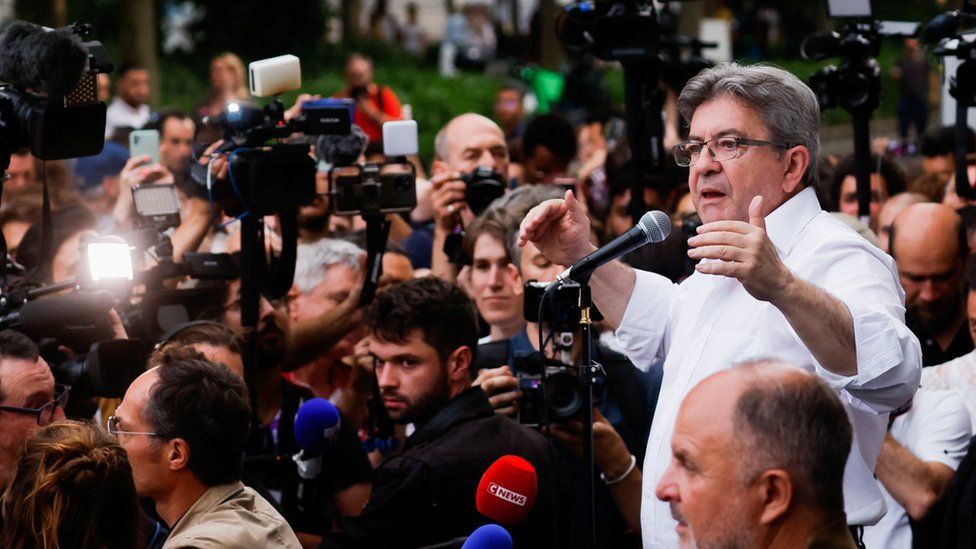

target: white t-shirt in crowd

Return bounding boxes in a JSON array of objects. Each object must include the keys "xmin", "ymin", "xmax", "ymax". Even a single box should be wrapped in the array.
[
  {"xmin": 105, "ymin": 96, "xmax": 150, "ymax": 138},
  {"xmin": 923, "ymin": 349, "xmax": 976, "ymax": 432},
  {"xmin": 863, "ymin": 389, "xmax": 972, "ymax": 549}
]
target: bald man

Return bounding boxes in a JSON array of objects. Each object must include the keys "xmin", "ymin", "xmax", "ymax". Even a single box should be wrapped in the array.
[
  {"xmin": 877, "ymin": 192, "xmax": 929, "ymax": 253},
  {"xmin": 891, "ymin": 203, "xmax": 972, "ymax": 365},
  {"xmin": 428, "ymin": 113, "xmax": 510, "ymax": 282},
  {"xmin": 655, "ymin": 360, "xmax": 856, "ymax": 549}
]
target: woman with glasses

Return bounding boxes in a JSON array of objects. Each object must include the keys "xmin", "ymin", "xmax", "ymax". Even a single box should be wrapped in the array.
[{"xmin": 1, "ymin": 420, "xmax": 140, "ymax": 549}]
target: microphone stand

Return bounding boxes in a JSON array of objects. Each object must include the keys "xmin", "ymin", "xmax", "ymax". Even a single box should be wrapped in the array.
[{"xmin": 549, "ymin": 278, "xmax": 598, "ymax": 549}]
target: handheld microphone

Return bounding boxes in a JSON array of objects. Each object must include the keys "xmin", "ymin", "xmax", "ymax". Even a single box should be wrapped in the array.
[
  {"xmin": 476, "ymin": 455, "xmax": 538, "ymax": 526},
  {"xmin": 292, "ymin": 398, "xmax": 341, "ymax": 479},
  {"xmin": 315, "ymin": 124, "xmax": 369, "ymax": 168},
  {"xmin": 556, "ymin": 210, "xmax": 671, "ymax": 284},
  {"xmin": 415, "ymin": 524, "xmax": 513, "ymax": 549},
  {"xmin": 0, "ymin": 21, "xmax": 89, "ymax": 96}
]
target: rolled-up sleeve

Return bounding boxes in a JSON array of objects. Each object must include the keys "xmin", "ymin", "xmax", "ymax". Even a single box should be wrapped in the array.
[
  {"xmin": 613, "ymin": 269, "xmax": 678, "ymax": 371},
  {"xmin": 796, "ymin": 236, "xmax": 922, "ymax": 414}
]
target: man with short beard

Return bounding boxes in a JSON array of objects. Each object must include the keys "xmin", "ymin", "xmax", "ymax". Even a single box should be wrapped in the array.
[
  {"xmin": 656, "ymin": 360, "xmax": 856, "ymax": 548},
  {"xmin": 891, "ymin": 203, "xmax": 973, "ymax": 365},
  {"xmin": 318, "ymin": 277, "xmax": 567, "ymax": 548}
]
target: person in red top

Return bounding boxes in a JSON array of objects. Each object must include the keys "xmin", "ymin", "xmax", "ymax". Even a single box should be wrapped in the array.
[{"xmin": 334, "ymin": 53, "xmax": 402, "ymax": 144}]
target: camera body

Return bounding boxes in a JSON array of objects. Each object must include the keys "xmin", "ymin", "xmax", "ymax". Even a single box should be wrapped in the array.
[
  {"xmin": 514, "ymin": 351, "xmax": 589, "ymax": 428},
  {"xmin": 328, "ymin": 120, "xmax": 419, "ymax": 216},
  {"xmin": 459, "ymin": 166, "xmax": 506, "ymax": 216}
]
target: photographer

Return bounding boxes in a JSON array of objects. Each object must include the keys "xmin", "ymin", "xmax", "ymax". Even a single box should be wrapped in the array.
[
  {"xmin": 429, "ymin": 113, "xmax": 510, "ymax": 283},
  {"xmin": 333, "ymin": 54, "xmax": 402, "ymax": 146}
]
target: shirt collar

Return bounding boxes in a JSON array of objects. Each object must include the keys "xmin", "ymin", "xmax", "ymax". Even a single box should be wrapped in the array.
[
  {"xmin": 406, "ymin": 387, "xmax": 494, "ymax": 449},
  {"xmin": 763, "ymin": 186, "xmax": 822, "ymax": 255}
]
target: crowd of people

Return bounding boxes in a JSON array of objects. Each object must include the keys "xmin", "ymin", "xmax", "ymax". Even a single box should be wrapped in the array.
[{"xmin": 1, "ymin": 43, "xmax": 975, "ymax": 549}]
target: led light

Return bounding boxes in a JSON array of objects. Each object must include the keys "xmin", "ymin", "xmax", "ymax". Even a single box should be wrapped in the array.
[{"xmin": 86, "ymin": 237, "xmax": 133, "ymax": 282}]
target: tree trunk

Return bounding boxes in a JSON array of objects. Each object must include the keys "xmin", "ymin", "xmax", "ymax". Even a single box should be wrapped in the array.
[
  {"xmin": 25, "ymin": 0, "xmax": 66, "ymax": 27},
  {"xmin": 341, "ymin": 0, "xmax": 362, "ymax": 45},
  {"xmin": 538, "ymin": 0, "xmax": 562, "ymax": 69},
  {"xmin": 118, "ymin": 0, "xmax": 160, "ymax": 105}
]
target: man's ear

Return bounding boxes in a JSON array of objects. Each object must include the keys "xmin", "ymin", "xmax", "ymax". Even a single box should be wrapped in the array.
[
  {"xmin": 781, "ymin": 146, "xmax": 810, "ymax": 195},
  {"xmin": 756, "ymin": 469, "xmax": 793, "ymax": 526},
  {"xmin": 447, "ymin": 346, "xmax": 473, "ymax": 382},
  {"xmin": 432, "ymin": 159, "xmax": 448, "ymax": 176},
  {"xmin": 166, "ymin": 438, "xmax": 191, "ymax": 473}
]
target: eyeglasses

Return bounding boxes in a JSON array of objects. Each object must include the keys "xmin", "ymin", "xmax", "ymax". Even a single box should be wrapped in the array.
[
  {"xmin": 0, "ymin": 384, "xmax": 71, "ymax": 426},
  {"xmin": 672, "ymin": 136, "xmax": 793, "ymax": 167},
  {"xmin": 106, "ymin": 415, "xmax": 159, "ymax": 438}
]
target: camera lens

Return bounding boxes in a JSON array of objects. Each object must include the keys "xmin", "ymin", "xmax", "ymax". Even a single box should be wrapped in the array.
[{"xmin": 546, "ymin": 370, "xmax": 582, "ymax": 421}]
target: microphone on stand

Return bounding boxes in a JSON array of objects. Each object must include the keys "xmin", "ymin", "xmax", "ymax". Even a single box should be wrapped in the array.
[{"xmin": 555, "ymin": 210, "xmax": 671, "ymax": 284}]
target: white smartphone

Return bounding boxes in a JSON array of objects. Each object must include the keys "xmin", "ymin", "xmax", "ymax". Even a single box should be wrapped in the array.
[{"xmin": 129, "ymin": 129, "xmax": 160, "ymax": 165}]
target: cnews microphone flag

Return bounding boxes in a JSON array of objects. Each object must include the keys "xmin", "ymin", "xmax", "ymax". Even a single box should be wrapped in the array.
[{"xmin": 476, "ymin": 455, "xmax": 537, "ymax": 526}]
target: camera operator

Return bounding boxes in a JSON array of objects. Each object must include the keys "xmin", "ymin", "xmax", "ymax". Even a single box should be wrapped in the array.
[
  {"xmin": 149, "ymin": 109, "xmax": 195, "ymax": 176},
  {"xmin": 196, "ymin": 276, "xmax": 372, "ymax": 547},
  {"xmin": 319, "ymin": 276, "xmax": 567, "ymax": 548},
  {"xmin": 520, "ymin": 63, "xmax": 922, "ymax": 547},
  {"xmin": 429, "ymin": 113, "xmax": 510, "ymax": 283}
]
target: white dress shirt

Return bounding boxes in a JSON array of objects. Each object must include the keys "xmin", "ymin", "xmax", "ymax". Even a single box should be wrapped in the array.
[
  {"xmin": 614, "ymin": 186, "xmax": 922, "ymax": 548},
  {"xmin": 862, "ymin": 389, "xmax": 972, "ymax": 549},
  {"xmin": 105, "ymin": 96, "xmax": 150, "ymax": 138}
]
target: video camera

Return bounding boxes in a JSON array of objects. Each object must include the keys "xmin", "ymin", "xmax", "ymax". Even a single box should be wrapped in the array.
[
  {"xmin": 513, "ymin": 280, "xmax": 606, "ymax": 427},
  {"xmin": 801, "ymin": 1, "xmax": 918, "ymax": 113},
  {"xmin": 0, "ymin": 21, "xmax": 112, "ymax": 164},
  {"xmin": 329, "ymin": 119, "xmax": 419, "ymax": 216},
  {"xmin": 195, "ymin": 55, "xmax": 353, "ymax": 218}
]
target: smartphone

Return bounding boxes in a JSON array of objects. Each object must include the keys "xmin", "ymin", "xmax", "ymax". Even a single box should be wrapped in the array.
[{"xmin": 129, "ymin": 129, "xmax": 160, "ymax": 165}]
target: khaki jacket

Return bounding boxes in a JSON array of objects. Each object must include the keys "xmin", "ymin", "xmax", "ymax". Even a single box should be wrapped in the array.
[{"xmin": 163, "ymin": 481, "xmax": 301, "ymax": 549}]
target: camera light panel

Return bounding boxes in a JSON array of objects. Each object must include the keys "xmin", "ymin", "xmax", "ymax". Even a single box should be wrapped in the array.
[{"xmin": 87, "ymin": 241, "xmax": 134, "ymax": 281}]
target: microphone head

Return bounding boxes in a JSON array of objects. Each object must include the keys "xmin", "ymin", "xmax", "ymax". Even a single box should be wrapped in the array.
[
  {"xmin": 461, "ymin": 524, "xmax": 513, "ymax": 549},
  {"xmin": 315, "ymin": 124, "xmax": 369, "ymax": 168},
  {"xmin": 294, "ymin": 398, "xmax": 341, "ymax": 457},
  {"xmin": 638, "ymin": 210, "xmax": 672, "ymax": 243},
  {"xmin": 0, "ymin": 21, "xmax": 88, "ymax": 96},
  {"xmin": 476, "ymin": 455, "xmax": 537, "ymax": 526}
]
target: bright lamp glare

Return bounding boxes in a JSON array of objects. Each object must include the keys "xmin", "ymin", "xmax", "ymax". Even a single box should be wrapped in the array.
[
  {"xmin": 227, "ymin": 102, "xmax": 241, "ymax": 113},
  {"xmin": 87, "ymin": 241, "xmax": 134, "ymax": 281}
]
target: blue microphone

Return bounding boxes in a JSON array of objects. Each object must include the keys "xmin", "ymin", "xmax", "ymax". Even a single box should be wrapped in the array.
[
  {"xmin": 292, "ymin": 398, "xmax": 341, "ymax": 479},
  {"xmin": 416, "ymin": 524, "xmax": 513, "ymax": 549},
  {"xmin": 462, "ymin": 524, "xmax": 513, "ymax": 549}
]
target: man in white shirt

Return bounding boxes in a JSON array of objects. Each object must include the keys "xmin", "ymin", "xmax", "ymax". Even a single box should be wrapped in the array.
[
  {"xmin": 105, "ymin": 62, "xmax": 151, "ymax": 139},
  {"xmin": 519, "ymin": 63, "xmax": 922, "ymax": 548},
  {"xmin": 864, "ymin": 388, "xmax": 972, "ymax": 548}
]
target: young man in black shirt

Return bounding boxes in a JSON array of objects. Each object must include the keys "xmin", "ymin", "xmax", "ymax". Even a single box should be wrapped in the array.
[{"xmin": 319, "ymin": 277, "xmax": 567, "ymax": 548}]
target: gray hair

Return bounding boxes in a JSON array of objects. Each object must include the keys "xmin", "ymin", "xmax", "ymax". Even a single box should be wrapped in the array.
[
  {"xmin": 497, "ymin": 185, "xmax": 567, "ymax": 271},
  {"xmin": 293, "ymin": 238, "xmax": 364, "ymax": 295},
  {"xmin": 731, "ymin": 360, "xmax": 851, "ymax": 512},
  {"xmin": 678, "ymin": 63, "xmax": 821, "ymax": 185}
]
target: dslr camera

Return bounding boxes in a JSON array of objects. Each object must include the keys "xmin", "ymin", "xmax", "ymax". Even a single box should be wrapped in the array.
[
  {"xmin": 459, "ymin": 166, "xmax": 506, "ymax": 216},
  {"xmin": 329, "ymin": 120, "xmax": 419, "ymax": 216}
]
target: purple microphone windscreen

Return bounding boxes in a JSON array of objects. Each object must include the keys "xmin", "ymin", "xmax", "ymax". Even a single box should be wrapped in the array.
[
  {"xmin": 294, "ymin": 398, "xmax": 341, "ymax": 457},
  {"xmin": 461, "ymin": 524, "xmax": 513, "ymax": 549}
]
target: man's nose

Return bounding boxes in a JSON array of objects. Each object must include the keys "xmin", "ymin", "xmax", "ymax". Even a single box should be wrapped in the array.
[
  {"xmin": 918, "ymin": 279, "xmax": 939, "ymax": 302},
  {"xmin": 692, "ymin": 145, "xmax": 722, "ymax": 177},
  {"xmin": 377, "ymin": 363, "xmax": 397, "ymax": 389},
  {"xmin": 488, "ymin": 264, "xmax": 505, "ymax": 289},
  {"xmin": 655, "ymin": 462, "xmax": 679, "ymax": 503}
]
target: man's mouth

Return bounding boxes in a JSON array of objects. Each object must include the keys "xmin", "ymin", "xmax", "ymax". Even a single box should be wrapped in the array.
[{"xmin": 700, "ymin": 190, "xmax": 726, "ymax": 200}]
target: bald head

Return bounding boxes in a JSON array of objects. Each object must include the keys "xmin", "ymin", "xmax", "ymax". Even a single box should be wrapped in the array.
[
  {"xmin": 890, "ymin": 203, "xmax": 965, "ymax": 263},
  {"xmin": 690, "ymin": 360, "xmax": 851, "ymax": 509},
  {"xmin": 433, "ymin": 113, "xmax": 509, "ymax": 176},
  {"xmin": 878, "ymin": 193, "xmax": 930, "ymax": 253}
]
